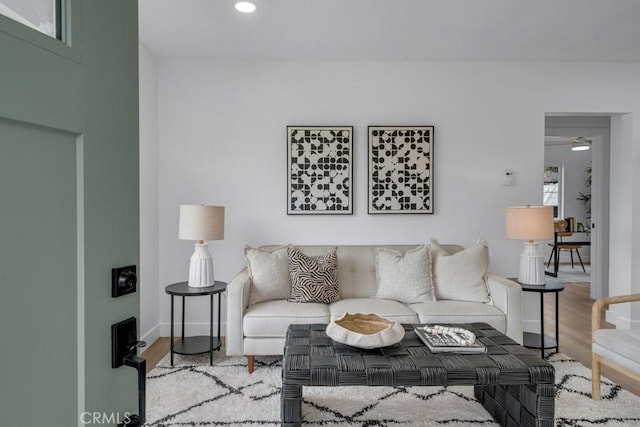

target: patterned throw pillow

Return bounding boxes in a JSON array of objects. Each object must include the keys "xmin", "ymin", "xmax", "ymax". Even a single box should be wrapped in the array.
[
  {"xmin": 375, "ymin": 245, "xmax": 434, "ymax": 303},
  {"xmin": 288, "ymin": 247, "xmax": 340, "ymax": 303}
]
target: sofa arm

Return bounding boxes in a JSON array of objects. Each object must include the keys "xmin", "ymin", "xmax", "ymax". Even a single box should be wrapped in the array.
[
  {"xmin": 487, "ymin": 274, "xmax": 523, "ymax": 344},
  {"xmin": 225, "ymin": 267, "xmax": 251, "ymax": 356}
]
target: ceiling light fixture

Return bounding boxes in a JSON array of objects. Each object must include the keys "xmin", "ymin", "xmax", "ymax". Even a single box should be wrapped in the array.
[
  {"xmin": 235, "ymin": 2, "xmax": 256, "ymax": 13},
  {"xmin": 571, "ymin": 137, "xmax": 591, "ymax": 152}
]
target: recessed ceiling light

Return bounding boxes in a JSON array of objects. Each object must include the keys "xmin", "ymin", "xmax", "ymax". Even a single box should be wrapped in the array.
[{"xmin": 235, "ymin": 2, "xmax": 256, "ymax": 13}]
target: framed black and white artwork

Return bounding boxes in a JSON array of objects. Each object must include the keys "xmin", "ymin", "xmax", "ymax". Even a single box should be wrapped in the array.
[
  {"xmin": 287, "ymin": 126, "xmax": 353, "ymax": 215},
  {"xmin": 368, "ymin": 126, "xmax": 434, "ymax": 214}
]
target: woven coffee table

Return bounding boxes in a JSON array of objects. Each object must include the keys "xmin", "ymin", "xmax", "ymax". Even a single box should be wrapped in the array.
[{"xmin": 281, "ymin": 323, "xmax": 554, "ymax": 426}]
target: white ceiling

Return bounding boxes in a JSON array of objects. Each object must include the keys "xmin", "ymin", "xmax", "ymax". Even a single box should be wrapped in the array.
[{"xmin": 139, "ymin": 0, "xmax": 640, "ymax": 61}]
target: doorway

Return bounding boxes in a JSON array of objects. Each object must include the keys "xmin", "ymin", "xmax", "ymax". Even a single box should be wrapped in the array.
[{"xmin": 544, "ymin": 115, "xmax": 611, "ymax": 299}]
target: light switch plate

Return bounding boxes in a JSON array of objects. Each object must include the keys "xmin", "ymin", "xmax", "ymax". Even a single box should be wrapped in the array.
[{"xmin": 503, "ymin": 169, "xmax": 515, "ymax": 186}]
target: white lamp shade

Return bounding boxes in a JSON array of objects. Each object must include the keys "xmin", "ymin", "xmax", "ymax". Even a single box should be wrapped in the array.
[
  {"xmin": 505, "ymin": 206, "xmax": 554, "ymax": 241},
  {"xmin": 178, "ymin": 205, "xmax": 225, "ymax": 241}
]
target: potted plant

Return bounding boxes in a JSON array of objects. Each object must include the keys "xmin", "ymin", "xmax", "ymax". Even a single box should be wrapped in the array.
[{"xmin": 576, "ymin": 165, "xmax": 591, "ymax": 232}]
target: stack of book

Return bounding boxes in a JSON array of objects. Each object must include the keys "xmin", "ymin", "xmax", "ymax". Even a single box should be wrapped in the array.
[{"xmin": 414, "ymin": 327, "xmax": 487, "ymax": 353}]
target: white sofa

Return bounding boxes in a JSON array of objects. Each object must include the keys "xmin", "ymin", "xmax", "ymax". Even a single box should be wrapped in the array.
[{"xmin": 226, "ymin": 244, "xmax": 523, "ymax": 372}]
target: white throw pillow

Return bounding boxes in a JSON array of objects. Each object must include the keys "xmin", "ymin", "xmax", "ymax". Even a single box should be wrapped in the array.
[
  {"xmin": 430, "ymin": 238, "xmax": 490, "ymax": 303},
  {"xmin": 375, "ymin": 245, "xmax": 434, "ymax": 303},
  {"xmin": 245, "ymin": 245, "xmax": 291, "ymax": 306}
]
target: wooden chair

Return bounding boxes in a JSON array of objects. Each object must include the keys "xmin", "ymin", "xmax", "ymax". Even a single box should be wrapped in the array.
[
  {"xmin": 547, "ymin": 232, "xmax": 586, "ymax": 272},
  {"xmin": 591, "ymin": 293, "xmax": 640, "ymax": 399}
]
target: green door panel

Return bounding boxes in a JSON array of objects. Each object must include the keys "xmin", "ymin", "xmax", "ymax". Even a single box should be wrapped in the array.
[
  {"xmin": 0, "ymin": 118, "xmax": 78, "ymax": 426},
  {"xmin": 81, "ymin": 0, "xmax": 140, "ymax": 418},
  {"xmin": 0, "ymin": 1, "xmax": 139, "ymax": 425},
  {"xmin": 0, "ymin": 27, "xmax": 82, "ymax": 133}
]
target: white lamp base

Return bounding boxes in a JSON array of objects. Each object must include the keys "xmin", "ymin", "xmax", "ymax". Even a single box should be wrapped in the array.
[
  {"xmin": 187, "ymin": 243, "xmax": 214, "ymax": 287},
  {"xmin": 517, "ymin": 241, "xmax": 546, "ymax": 285}
]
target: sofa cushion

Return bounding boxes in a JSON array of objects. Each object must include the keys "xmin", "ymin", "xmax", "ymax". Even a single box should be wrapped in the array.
[
  {"xmin": 245, "ymin": 245, "xmax": 291, "ymax": 306},
  {"xmin": 258, "ymin": 245, "xmax": 462, "ymax": 299},
  {"xmin": 375, "ymin": 245, "xmax": 434, "ymax": 303},
  {"xmin": 431, "ymin": 239, "xmax": 491, "ymax": 303},
  {"xmin": 409, "ymin": 300, "xmax": 505, "ymax": 333},
  {"xmin": 329, "ymin": 298, "xmax": 419, "ymax": 323},
  {"xmin": 288, "ymin": 247, "xmax": 340, "ymax": 303},
  {"xmin": 243, "ymin": 300, "xmax": 330, "ymax": 337},
  {"xmin": 336, "ymin": 246, "xmax": 378, "ymax": 298}
]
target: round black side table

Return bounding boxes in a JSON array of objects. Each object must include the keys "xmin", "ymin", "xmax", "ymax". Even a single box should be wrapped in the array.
[
  {"xmin": 165, "ymin": 281, "xmax": 227, "ymax": 366},
  {"xmin": 511, "ymin": 278, "xmax": 564, "ymax": 358}
]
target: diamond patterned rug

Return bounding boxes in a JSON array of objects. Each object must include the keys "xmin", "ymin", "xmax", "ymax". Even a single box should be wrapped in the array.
[{"xmin": 144, "ymin": 352, "xmax": 640, "ymax": 426}]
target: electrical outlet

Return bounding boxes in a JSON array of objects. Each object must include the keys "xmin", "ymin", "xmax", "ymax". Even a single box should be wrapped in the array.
[{"xmin": 112, "ymin": 265, "xmax": 137, "ymax": 297}]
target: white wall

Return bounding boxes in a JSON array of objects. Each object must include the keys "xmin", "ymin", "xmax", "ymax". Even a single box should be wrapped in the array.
[
  {"xmin": 142, "ymin": 59, "xmax": 640, "ymax": 340},
  {"xmin": 139, "ymin": 43, "xmax": 160, "ymax": 345},
  {"xmin": 608, "ymin": 114, "xmax": 640, "ymax": 328}
]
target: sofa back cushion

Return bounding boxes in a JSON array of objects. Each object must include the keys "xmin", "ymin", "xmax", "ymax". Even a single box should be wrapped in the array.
[{"xmin": 260, "ymin": 244, "xmax": 463, "ymax": 299}]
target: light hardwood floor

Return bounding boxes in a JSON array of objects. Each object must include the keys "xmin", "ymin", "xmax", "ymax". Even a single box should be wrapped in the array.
[
  {"xmin": 141, "ymin": 337, "xmax": 171, "ymax": 374},
  {"xmin": 142, "ymin": 282, "xmax": 640, "ymax": 396}
]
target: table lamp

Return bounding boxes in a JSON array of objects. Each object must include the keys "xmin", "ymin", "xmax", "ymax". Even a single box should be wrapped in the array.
[
  {"xmin": 505, "ymin": 205, "xmax": 554, "ymax": 285},
  {"xmin": 179, "ymin": 205, "xmax": 225, "ymax": 287}
]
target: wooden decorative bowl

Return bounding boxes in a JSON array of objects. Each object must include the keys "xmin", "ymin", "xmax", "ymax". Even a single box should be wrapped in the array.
[{"xmin": 325, "ymin": 313, "xmax": 405, "ymax": 349}]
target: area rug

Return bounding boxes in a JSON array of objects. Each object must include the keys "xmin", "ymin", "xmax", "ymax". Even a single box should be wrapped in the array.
[
  {"xmin": 144, "ymin": 352, "xmax": 640, "ymax": 426},
  {"xmin": 555, "ymin": 265, "xmax": 591, "ymax": 284}
]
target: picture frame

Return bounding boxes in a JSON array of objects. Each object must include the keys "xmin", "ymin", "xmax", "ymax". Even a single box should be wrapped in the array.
[
  {"xmin": 368, "ymin": 125, "xmax": 434, "ymax": 214},
  {"xmin": 287, "ymin": 126, "xmax": 353, "ymax": 215}
]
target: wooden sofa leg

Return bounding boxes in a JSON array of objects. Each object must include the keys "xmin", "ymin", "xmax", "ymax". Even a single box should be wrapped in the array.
[
  {"xmin": 247, "ymin": 355, "xmax": 254, "ymax": 374},
  {"xmin": 592, "ymin": 354, "xmax": 601, "ymax": 400}
]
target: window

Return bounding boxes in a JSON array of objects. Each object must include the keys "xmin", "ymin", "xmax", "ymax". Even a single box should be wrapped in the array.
[
  {"xmin": 543, "ymin": 165, "xmax": 563, "ymax": 218},
  {"xmin": 0, "ymin": 0, "xmax": 61, "ymax": 39}
]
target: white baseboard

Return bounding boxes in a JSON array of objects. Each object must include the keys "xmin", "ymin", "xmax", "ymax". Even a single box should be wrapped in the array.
[
  {"xmin": 140, "ymin": 324, "xmax": 161, "ymax": 348},
  {"xmin": 605, "ymin": 309, "xmax": 640, "ymax": 329},
  {"xmin": 159, "ymin": 321, "xmax": 226, "ymax": 337},
  {"xmin": 522, "ymin": 319, "xmax": 542, "ymax": 333}
]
